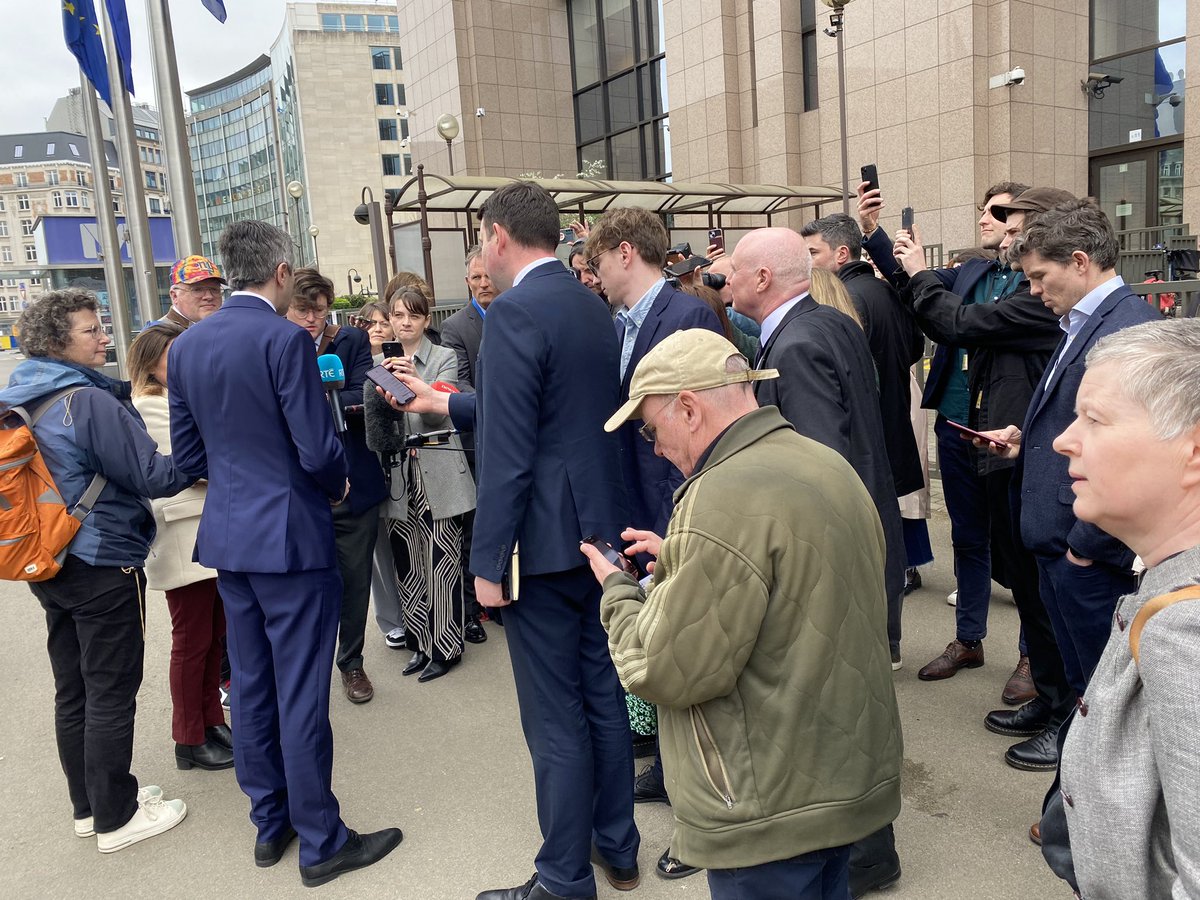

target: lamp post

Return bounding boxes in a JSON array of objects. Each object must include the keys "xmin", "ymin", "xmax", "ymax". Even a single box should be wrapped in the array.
[
  {"xmin": 287, "ymin": 180, "xmax": 306, "ymax": 266},
  {"xmin": 308, "ymin": 224, "xmax": 321, "ymax": 269},
  {"xmin": 346, "ymin": 267, "xmax": 362, "ymax": 298},
  {"xmin": 822, "ymin": 0, "xmax": 855, "ymax": 214},
  {"xmin": 436, "ymin": 113, "xmax": 460, "ymax": 175},
  {"xmin": 353, "ymin": 187, "xmax": 390, "ymax": 303}
]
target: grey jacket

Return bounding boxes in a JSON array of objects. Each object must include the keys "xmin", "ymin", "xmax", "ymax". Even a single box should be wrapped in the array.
[
  {"xmin": 364, "ymin": 337, "xmax": 475, "ymax": 521},
  {"xmin": 1058, "ymin": 544, "xmax": 1200, "ymax": 900}
]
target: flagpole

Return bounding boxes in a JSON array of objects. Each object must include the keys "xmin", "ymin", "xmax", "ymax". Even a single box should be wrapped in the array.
[
  {"xmin": 80, "ymin": 74, "xmax": 132, "ymax": 378},
  {"xmin": 145, "ymin": 0, "xmax": 201, "ymax": 255},
  {"xmin": 99, "ymin": 6, "xmax": 160, "ymax": 328}
]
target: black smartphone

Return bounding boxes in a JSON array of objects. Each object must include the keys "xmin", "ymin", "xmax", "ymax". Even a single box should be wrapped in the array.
[
  {"xmin": 860, "ymin": 164, "xmax": 879, "ymax": 194},
  {"xmin": 946, "ymin": 420, "xmax": 1009, "ymax": 449},
  {"xmin": 582, "ymin": 533, "xmax": 639, "ymax": 577},
  {"xmin": 708, "ymin": 228, "xmax": 724, "ymax": 251},
  {"xmin": 901, "ymin": 206, "xmax": 915, "ymax": 232},
  {"xmin": 366, "ymin": 364, "xmax": 417, "ymax": 405},
  {"xmin": 381, "ymin": 340, "xmax": 403, "ymax": 359}
]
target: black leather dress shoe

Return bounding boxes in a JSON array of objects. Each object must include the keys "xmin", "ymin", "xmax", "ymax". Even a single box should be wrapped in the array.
[
  {"xmin": 206, "ymin": 724, "xmax": 233, "ymax": 750},
  {"xmin": 402, "ymin": 651, "xmax": 430, "ymax": 676},
  {"xmin": 590, "ymin": 845, "xmax": 639, "ymax": 890},
  {"xmin": 1005, "ymin": 725, "xmax": 1059, "ymax": 771},
  {"xmin": 299, "ymin": 827, "xmax": 403, "ymax": 888},
  {"xmin": 849, "ymin": 854, "xmax": 902, "ymax": 898},
  {"xmin": 476, "ymin": 873, "xmax": 594, "ymax": 900},
  {"xmin": 255, "ymin": 825, "xmax": 297, "ymax": 868},
  {"xmin": 417, "ymin": 656, "xmax": 461, "ymax": 683},
  {"xmin": 984, "ymin": 697, "xmax": 1050, "ymax": 737},
  {"xmin": 464, "ymin": 615, "xmax": 488, "ymax": 644},
  {"xmin": 656, "ymin": 846, "xmax": 700, "ymax": 879},
  {"xmin": 175, "ymin": 738, "xmax": 234, "ymax": 770},
  {"xmin": 633, "ymin": 762, "xmax": 668, "ymax": 803}
]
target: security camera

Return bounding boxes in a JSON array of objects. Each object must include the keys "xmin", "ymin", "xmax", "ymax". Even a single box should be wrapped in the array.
[
  {"xmin": 476, "ymin": 108, "xmax": 486, "ymax": 118},
  {"xmin": 1087, "ymin": 72, "xmax": 1123, "ymax": 85},
  {"xmin": 397, "ymin": 110, "xmax": 409, "ymax": 119},
  {"xmin": 1008, "ymin": 66, "xmax": 1025, "ymax": 85},
  {"xmin": 988, "ymin": 67, "xmax": 1026, "ymax": 89}
]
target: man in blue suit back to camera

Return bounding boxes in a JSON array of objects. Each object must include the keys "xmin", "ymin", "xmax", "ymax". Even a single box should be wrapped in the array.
[
  {"xmin": 168, "ymin": 220, "xmax": 402, "ymax": 888},
  {"xmin": 470, "ymin": 183, "xmax": 640, "ymax": 900}
]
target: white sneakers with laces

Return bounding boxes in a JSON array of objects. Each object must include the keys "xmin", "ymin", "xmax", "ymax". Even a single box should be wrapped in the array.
[
  {"xmin": 95, "ymin": 785, "xmax": 185, "ymax": 853},
  {"xmin": 74, "ymin": 785, "xmax": 164, "ymax": 839}
]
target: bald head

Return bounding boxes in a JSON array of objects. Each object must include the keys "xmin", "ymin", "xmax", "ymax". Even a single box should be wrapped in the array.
[{"xmin": 728, "ymin": 227, "xmax": 813, "ymax": 324}]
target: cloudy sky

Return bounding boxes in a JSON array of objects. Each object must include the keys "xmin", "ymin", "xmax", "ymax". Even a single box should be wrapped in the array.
[{"xmin": 0, "ymin": 1, "xmax": 294, "ymax": 134}]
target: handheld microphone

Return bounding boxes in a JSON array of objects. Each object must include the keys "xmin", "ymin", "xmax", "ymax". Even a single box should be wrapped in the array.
[
  {"xmin": 317, "ymin": 353, "xmax": 347, "ymax": 434},
  {"xmin": 404, "ymin": 429, "xmax": 458, "ymax": 448},
  {"xmin": 364, "ymin": 390, "xmax": 405, "ymax": 468}
]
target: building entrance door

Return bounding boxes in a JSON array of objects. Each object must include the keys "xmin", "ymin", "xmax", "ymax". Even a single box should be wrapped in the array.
[{"xmin": 1089, "ymin": 144, "xmax": 1184, "ymax": 233}]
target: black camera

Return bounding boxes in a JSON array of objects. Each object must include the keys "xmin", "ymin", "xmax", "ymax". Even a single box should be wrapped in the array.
[
  {"xmin": 668, "ymin": 242, "xmax": 692, "ymax": 259},
  {"xmin": 702, "ymin": 271, "xmax": 726, "ymax": 290}
]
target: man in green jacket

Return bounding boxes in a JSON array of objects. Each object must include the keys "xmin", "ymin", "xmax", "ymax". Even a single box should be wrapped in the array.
[{"xmin": 581, "ymin": 329, "xmax": 902, "ymax": 899}]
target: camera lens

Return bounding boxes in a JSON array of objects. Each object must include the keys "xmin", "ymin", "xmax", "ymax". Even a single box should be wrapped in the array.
[{"xmin": 702, "ymin": 272, "xmax": 727, "ymax": 290}]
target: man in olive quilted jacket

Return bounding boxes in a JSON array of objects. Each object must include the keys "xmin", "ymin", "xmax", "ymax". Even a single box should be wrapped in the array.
[{"xmin": 582, "ymin": 329, "xmax": 903, "ymax": 900}]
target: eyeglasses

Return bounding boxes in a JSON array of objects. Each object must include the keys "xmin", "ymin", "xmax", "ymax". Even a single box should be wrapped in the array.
[
  {"xmin": 638, "ymin": 394, "xmax": 680, "ymax": 444},
  {"xmin": 587, "ymin": 245, "xmax": 620, "ymax": 277},
  {"xmin": 181, "ymin": 284, "xmax": 222, "ymax": 298},
  {"xmin": 291, "ymin": 307, "xmax": 328, "ymax": 321},
  {"xmin": 73, "ymin": 325, "xmax": 106, "ymax": 339}
]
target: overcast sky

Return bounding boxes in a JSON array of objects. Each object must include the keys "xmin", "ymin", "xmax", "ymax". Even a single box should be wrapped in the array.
[{"xmin": 0, "ymin": 1, "xmax": 292, "ymax": 134}]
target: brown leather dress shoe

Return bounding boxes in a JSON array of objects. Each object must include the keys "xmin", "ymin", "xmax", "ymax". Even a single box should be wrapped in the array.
[
  {"xmin": 1002, "ymin": 655, "xmax": 1037, "ymax": 705},
  {"xmin": 341, "ymin": 668, "xmax": 374, "ymax": 704},
  {"xmin": 1029, "ymin": 821, "xmax": 1042, "ymax": 845},
  {"xmin": 917, "ymin": 639, "xmax": 984, "ymax": 680}
]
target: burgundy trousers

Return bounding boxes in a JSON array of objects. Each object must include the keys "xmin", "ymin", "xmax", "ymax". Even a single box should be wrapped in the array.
[{"xmin": 164, "ymin": 578, "xmax": 227, "ymax": 745}]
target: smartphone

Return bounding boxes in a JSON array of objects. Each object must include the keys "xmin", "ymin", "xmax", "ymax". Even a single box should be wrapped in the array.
[
  {"xmin": 946, "ymin": 420, "xmax": 1009, "ymax": 449},
  {"xmin": 582, "ymin": 534, "xmax": 639, "ymax": 577},
  {"xmin": 860, "ymin": 163, "xmax": 879, "ymax": 194},
  {"xmin": 381, "ymin": 340, "xmax": 403, "ymax": 359},
  {"xmin": 901, "ymin": 206, "xmax": 915, "ymax": 233},
  {"xmin": 366, "ymin": 364, "xmax": 417, "ymax": 405},
  {"xmin": 708, "ymin": 228, "xmax": 724, "ymax": 252},
  {"xmin": 560, "ymin": 227, "xmax": 573, "ymax": 243}
]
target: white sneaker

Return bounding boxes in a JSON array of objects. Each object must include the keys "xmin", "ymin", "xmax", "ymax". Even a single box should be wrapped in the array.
[
  {"xmin": 97, "ymin": 789, "xmax": 185, "ymax": 853},
  {"xmin": 946, "ymin": 590, "xmax": 958, "ymax": 606},
  {"xmin": 891, "ymin": 647, "xmax": 903, "ymax": 671},
  {"xmin": 75, "ymin": 787, "xmax": 162, "ymax": 838},
  {"xmin": 384, "ymin": 627, "xmax": 407, "ymax": 649}
]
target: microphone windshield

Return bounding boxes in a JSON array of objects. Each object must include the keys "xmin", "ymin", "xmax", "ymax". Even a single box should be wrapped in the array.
[{"xmin": 318, "ymin": 353, "xmax": 346, "ymax": 388}]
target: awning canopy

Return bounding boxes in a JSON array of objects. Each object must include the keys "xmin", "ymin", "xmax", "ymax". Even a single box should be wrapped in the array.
[{"xmin": 389, "ymin": 170, "xmax": 846, "ymax": 218}]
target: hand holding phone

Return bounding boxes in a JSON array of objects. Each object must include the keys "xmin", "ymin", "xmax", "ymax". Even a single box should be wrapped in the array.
[
  {"xmin": 901, "ymin": 206, "xmax": 915, "ymax": 233},
  {"xmin": 366, "ymin": 364, "xmax": 417, "ymax": 405},
  {"xmin": 581, "ymin": 534, "xmax": 639, "ymax": 578},
  {"xmin": 860, "ymin": 164, "xmax": 879, "ymax": 194},
  {"xmin": 946, "ymin": 420, "xmax": 1009, "ymax": 449},
  {"xmin": 708, "ymin": 228, "xmax": 724, "ymax": 252},
  {"xmin": 381, "ymin": 340, "xmax": 403, "ymax": 359}
]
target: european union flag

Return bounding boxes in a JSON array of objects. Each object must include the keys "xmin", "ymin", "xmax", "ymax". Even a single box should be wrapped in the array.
[
  {"xmin": 62, "ymin": 0, "xmax": 112, "ymax": 107},
  {"xmin": 103, "ymin": 0, "xmax": 135, "ymax": 95},
  {"xmin": 202, "ymin": 0, "xmax": 227, "ymax": 22}
]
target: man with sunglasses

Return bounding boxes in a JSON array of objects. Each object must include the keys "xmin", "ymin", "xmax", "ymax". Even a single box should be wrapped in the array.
[{"xmin": 153, "ymin": 255, "xmax": 226, "ymax": 329}]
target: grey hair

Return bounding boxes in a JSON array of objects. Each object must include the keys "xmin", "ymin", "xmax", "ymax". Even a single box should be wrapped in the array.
[
  {"xmin": 1086, "ymin": 319, "xmax": 1200, "ymax": 440},
  {"xmin": 218, "ymin": 220, "xmax": 293, "ymax": 290},
  {"xmin": 16, "ymin": 288, "xmax": 99, "ymax": 358},
  {"xmin": 464, "ymin": 244, "xmax": 482, "ymax": 269},
  {"xmin": 800, "ymin": 213, "xmax": 863, "ymax": 262},
  {"xmin": 1012, "ymin": 198, "xmax": 1118, "ymax": 271}
]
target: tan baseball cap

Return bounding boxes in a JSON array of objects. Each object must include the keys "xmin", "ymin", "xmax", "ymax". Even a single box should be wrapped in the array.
[{"xmin": 604, "ymin": 329, "xmax": 778, "ymax": 432}]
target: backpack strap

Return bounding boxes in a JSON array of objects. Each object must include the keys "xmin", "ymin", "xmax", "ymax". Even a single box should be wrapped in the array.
[
  {"xmin": 1130, "ymin": 585, "xmax": 1200, "ymax": 665},
  {"xmin": 19, "ymin": 387, "xmax": 109, "ymax": 522}
]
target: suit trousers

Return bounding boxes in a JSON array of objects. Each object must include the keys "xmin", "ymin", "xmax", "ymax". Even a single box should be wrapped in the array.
[
  {"xmin": 1034, "ymin": 553, "xmax": 1136, "ymax": 696},
  {"xmin": 333, "ymin": 501, "xmax": 381, "ymax": 672},
  {"xmin": 30, "ymin": 556, "xmax": 145, "ymax": 833},
  {"xmin": 164, "ymin": 577, "xmax": 227, "ymax": 745},
  {"xmin": 217, "ymin": 566, "xmax": 348, "ymax": 867},
  {"xmin": 934, "ymin": 417, "xmax": 993, "ymax": 641},
  {"xmin": 708, "ymin": 845, "xmax": 852, "ymax": 900},
  {"xmin": 503, "ymin": 566, "xmax": 640, "ymax": 897},
  {"xmin": 371, "ymin": 516, "xmax": 405, "ymax": 634}
]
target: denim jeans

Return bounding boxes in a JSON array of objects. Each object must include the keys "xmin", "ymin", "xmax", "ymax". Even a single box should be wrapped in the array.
[{"xmin": 934, "ymin": 416, "xmax": 991, "ymax": 641}]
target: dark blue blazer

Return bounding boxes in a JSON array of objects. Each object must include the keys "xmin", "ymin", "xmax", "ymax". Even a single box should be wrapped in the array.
[
  {"xmin": 470, "ymin": 260, "xmax": 629, "ymax": 583},
  {"xmin": 1014, "ymin": 283, "xmax": 1159, "ymax": 565},
  {"xmin": 863, "ymin": 227, "xmax": 993, "ymax": 409},
  {"xmin": 616, "ymin": 282, "xmax": 722, "ymax": 537},
  {"xmin": 168, "ymin": 293, "xmax": 349, "ymax": 573},
  {"xmin": 328, "ymin": 325, "xmax": 387, "ymax": 515}
]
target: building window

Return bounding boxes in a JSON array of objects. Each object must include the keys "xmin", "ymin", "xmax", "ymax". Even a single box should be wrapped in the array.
[
  {"xmin": 17, "ymin": 194, "xmax": 30, "ymax": 211},
  {"xmin": 145, "ymin": 171, "xmax": 157, "ymax": 190},
  {"xmin": 387, "ymin": 15, "xmax": 399, "ymax": 32},
  {"xmin": 394, "ymin": 47, "xmax": 404, "ymax": 69},
  {"xmin": 396, "ymin": 84, "xmax": 406, "ymax": 105},
  {"xmin": 47, "ymin": 170, "xmax": 60, "ymax": 186},
  {"xmin": 13, "ymin": 145, "xmax": 22, "ymax": 159},
  {"xmin": 24, "ymin": 245, "xmax": 37, "ymax": 262},
  {"xmin": 0, "ymin": 197, "xmax": 5, "ymax": 211},
  {"xmin": 404, "ymin": 153, "xmax": 412, "ymax": 175},
  {"xmin": 0, "ymin": 247, "xmax": 11, "ymax": 263},
  {"xmin": 68, "ymin": 143, "xmax": 80, "ymax": 157},
  {"xmin": 0, "ymin": 222, "xmax": 7, "ymax": 237},
  {"xmin": 65, "ymin": 190, "xmax": 79, "ymax": 208},
  {"xmin": 367, "ymin": 14, "xmax": 387, "ymax": 32},
  {"xmin": 801, "ymin": 0, "xmax": 818, "ymax": 111},
  {"xmin": 149, "ymin": 198, "xmax": 162, "ymax": 214},
  {"xmin": 379, "ymin": 119, "xmax": 398, "ymax": 141},
  {"xmin": 382, "ymin": 154, "xmax": 403, "ymax": 176},
  {"xmin": 376, "ymin": 83, "xmax": 395, "ymax": 106},
  {"xmin": 77, "ymin": 171, "xmax": 87, "ymax": 186},
  {"xmin": 81, "ymin": 192, "xmax": 90, "ymax": 208},
  {"xmin": 372, "ymin": 47, "xmax": 392, "ymax": 69},
  {"xmin": 14, "ymin": 172, "xmax": 28, "ymax": 187},
  {"xmin": 30, "ymin": 277, "xmax": 41, "ymax": 286},
  {"xmin": 113, "ymin": 198, "xmax": 121, "ymax": 213},
  {"xmin": 20, "ymin": 220, "xmax": 33, "ymax": 237},
  {"xmin": 321, "ymin": 13, "xmax": 341, "ymax": 31},
  {"xmin": 344, "ymin": 13, "xmax": 365, "ymax": 32},
  {"xmin": 53, "ymin": 191, "xmax": 64, "ymax": 208},
  {"xmin": 401, "ymin": 118, "xmax": 410, "ymax": 140}
]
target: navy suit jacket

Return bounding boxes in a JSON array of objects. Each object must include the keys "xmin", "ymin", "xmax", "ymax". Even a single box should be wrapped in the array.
[
  {"xmin": 168, "ymin": 293, "xmax": 348, "ymax": 573},
  {"xmin": 1015, "ymin": 283, "xmax": 1159, "ymax": 565},
  {"xmin": 328, "ymin": 325, "xmax": 387, "ymax": 515},
  {"xmin": 470, "ymin": 260, "xmax": 629, "ymax": 583},
  {"xmin": 616, "ymin": 282, "xmax": 722, "ymax": 537}
]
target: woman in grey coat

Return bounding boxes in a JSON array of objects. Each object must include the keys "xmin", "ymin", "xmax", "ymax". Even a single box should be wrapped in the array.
[
  {"xmin": 365, "ymin": 288, "xmax": 476, "ymax": 682},
  {"xmin": 1047, "ymin": 319, "xmax": 1200, "ymax": 899}
]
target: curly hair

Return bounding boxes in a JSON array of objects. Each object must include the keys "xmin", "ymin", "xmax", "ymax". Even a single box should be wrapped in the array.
[
  {"xmin": 16, "ymin": 288, "xmax": 100, "ymax": 358},
  {"xmin": 128, "ymin": 322, "xmax": 184, "ymax": 398}
]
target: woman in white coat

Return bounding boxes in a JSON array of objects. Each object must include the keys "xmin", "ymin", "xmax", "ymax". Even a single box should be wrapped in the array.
[{"xmin": 128, "ymin": 324, "xmax": 233, "ymax": 771}]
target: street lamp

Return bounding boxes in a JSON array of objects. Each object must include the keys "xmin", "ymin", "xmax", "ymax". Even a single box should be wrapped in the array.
[
  {"xmin": 822, "ymin": 0, "xmax": 856, "ymax": 214},
  {"xmin": 346, "ymin": 267, "xmax": 362, "ymax": 297},
  {"xmin": 436, "ymin": 113, "xmax": 460, "ymax": 176},
  {"xmin": 353, "ymin": 187, "xmax": 390, "ymax": 304},
  {"xmin": 308, "ymin": 224, "xmax": 321, "ymax": 269},
  {"xmin": 287, "ymin": 180, "xmax": 306, "ymax": 265}
]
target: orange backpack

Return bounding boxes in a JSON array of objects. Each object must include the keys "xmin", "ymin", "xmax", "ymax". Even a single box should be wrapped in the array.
[{"xmin": 0, "ymin": 388, "xmax": 107, "ymax": 581}]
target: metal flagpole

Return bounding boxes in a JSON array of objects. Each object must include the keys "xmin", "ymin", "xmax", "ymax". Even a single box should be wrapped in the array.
[
  {"xmin": 99, "ymin": 9, "xmax": 161, "ymax": 327},
  {"xmin": 79, "ymin": 74, "xmax": 132, "ymax": 378},
  {"xmin": 145, "ymin": 0, "xmax": 202, "ymax": 254}
]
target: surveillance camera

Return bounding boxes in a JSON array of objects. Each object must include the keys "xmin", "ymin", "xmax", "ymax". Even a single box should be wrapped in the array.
[
  {"xmin": 397, "ymin": 110, "xmax": 409, "ymax": 119},
  {"xmin": 1087, "ymin": 72, "xmax": 1123, "ymax": 84},
  {"xmin": 476, "ymin": 108, "xmax": 486, "ymax": 118},
  {"xmin": 1008, "ymin": 66, "xmax": 1025, "ymax": 85}
]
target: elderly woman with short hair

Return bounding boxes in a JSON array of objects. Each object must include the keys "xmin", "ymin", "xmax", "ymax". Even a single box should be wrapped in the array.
[
  {"xmin": 0, "ymin": 290, "xmax": 193, "ymax": 851},
  {"xmin": 1045, "ymin": 318, "xmax": 1200, "ymax": 898}
]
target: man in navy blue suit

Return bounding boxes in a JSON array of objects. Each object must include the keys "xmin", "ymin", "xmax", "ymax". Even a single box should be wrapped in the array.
[
  {"xmin": 168, "ymin": 220, "xmax": 401, "ymax": 887},
  {"xmin": 979, "ymin": 199, "xmax": 1158, "ymax": 769},
  {"xmin": 470, "ymin": 183, "xmax": 640, "ymax": 900}
]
